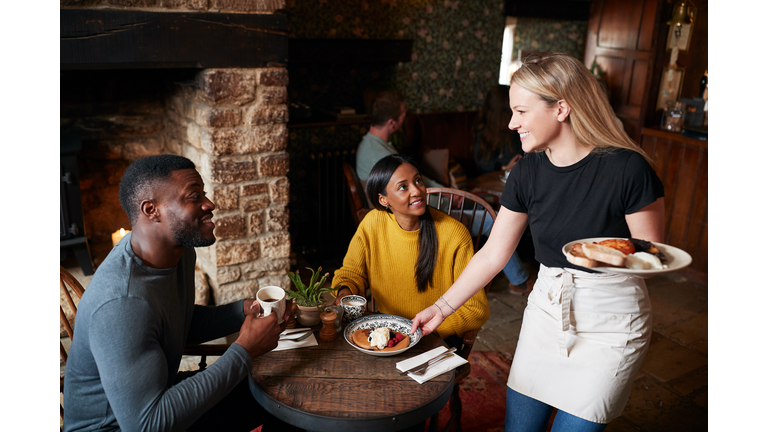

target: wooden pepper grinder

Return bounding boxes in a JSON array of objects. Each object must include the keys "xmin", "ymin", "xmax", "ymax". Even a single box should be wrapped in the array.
[{"xmin": 319, "ymin": 307, "xmax": 338, "ymax": 342}]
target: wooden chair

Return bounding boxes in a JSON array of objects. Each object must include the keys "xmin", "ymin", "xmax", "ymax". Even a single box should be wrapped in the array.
[
  {"xmin": 425, "ymin": 187, "xmax": 497, "ymax": 432},
  {"xmin": 60, "ymin": 266, "xmax": 85, "ymax": 421},
  {"xmin": 426, "ymin": 187, "xmax": 497, "ymax": 252},
  {"xmin": 342, "ymin": 161, "xmax": 370, "ymax": 227},
  {"xmin": 59, "ymin": 266, "xmax": 228, "ymax": 422}
]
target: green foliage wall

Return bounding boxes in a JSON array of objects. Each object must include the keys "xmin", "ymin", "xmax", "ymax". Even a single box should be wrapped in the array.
[
  {"xmin": 285, "ymin": 1, "xmax": 588, "ymax": 114},
  {"xmin": 284, "ymin": 1, "xmax": 589, "ymax": 260}
]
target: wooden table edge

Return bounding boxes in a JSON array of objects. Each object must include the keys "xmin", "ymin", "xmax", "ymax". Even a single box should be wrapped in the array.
[{"xmin": 248, "ymin": 373, "xmax": 454, "ymax": 432}]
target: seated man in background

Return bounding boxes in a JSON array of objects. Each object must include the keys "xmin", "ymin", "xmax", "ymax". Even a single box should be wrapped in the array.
[
  {"xmin": 63, "ymin": 155, "xmax": 298, "ymax": 432},
  {"xmin": 356, "ymin": 90, "xmax": 443, "ymax": 188}
]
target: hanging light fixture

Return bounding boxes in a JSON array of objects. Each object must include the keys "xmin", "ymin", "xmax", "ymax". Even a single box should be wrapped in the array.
[{"xmin": 667, "ymin": 1, "xmax": 696, "ymax": 38}]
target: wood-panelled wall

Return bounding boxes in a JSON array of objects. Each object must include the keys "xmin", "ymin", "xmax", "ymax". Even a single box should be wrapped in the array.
[
  {"xmin": 584, "ymin": 0, "xmax": 662, "ymax": 143},
  {"xmin": 640, "ymin": 127, "xmax": 707, "ymax": 274}
]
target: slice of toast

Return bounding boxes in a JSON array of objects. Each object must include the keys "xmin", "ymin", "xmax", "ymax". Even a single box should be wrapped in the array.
[
  {"xmin": 566, "ymin": 243, "xmax": 600, "ymax": 268},
  {"xmin": 582, "ymin": 243, "xmax": 627, "ymax": 267}
]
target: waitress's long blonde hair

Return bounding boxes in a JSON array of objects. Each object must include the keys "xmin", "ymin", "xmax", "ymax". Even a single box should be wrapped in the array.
[{"xmin": 510, "ymin": 52, "xmax": 652, "ymax": 164}]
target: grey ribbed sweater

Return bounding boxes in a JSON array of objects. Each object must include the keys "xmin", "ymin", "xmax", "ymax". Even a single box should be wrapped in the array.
[{"xmin": 63, "ymin": 233, "xmax": 251, "ymax": 432}]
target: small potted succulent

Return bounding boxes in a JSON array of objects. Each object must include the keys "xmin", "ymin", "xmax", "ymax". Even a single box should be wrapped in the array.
[{"xmin": 286, "ymin": 267, "xmax": 337, "ymax": 326}]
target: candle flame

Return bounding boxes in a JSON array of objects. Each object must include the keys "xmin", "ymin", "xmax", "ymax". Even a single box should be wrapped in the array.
[{"xmin": 120, "ymin": 228, "xmax": 126, "ymax": 236}]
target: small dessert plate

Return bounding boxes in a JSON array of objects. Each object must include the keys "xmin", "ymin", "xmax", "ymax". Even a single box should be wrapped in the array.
[{"xmin": 344, "ymin": 314, "xmax": 422, "ymax": 357}]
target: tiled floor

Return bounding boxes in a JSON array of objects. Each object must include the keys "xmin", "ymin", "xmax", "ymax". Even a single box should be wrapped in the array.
[
  {"xmin": 475, "ymin": 270, "xmax": 708, "ymax": 431},
  {"xmin": 62, "ymin": 256, "xmax": 707, "ymax": 431}
]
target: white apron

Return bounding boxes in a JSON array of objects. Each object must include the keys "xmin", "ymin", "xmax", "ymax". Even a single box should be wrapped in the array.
[{"xmin": 507, "ymin": 265, "xmax": 652, "ymax": 424}]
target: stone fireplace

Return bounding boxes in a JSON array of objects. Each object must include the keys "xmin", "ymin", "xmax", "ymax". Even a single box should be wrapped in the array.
[{"xmin": 61, "ymin": 2, "xmax": 291, "ymax": 306}]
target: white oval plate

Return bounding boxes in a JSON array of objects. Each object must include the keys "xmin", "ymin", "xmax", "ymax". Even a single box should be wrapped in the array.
[
  {"xmin": 562, "ymin": 237, "xmax": 692, "ymax": 277},
  {"xmin": 344, "ymin": 314, "xmax": 422, "ymax": 357}
]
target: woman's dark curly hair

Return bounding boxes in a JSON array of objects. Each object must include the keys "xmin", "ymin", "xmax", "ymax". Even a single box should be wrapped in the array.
[
  {"xmin": 118, "ymin": 155, "xmax": 196, "ymax": 225},
  {"xmin": 365, "ymin": 154, "xmax": 438, "ymax": 293}
]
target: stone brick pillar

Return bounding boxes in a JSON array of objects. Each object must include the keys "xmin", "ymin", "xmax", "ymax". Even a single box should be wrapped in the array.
[{"xmin": 165, "ymin": 67, "xmax": 290, "ymax": 305}]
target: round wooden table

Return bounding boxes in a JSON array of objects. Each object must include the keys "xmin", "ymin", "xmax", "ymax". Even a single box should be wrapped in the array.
[{"xmin": 249, "ymin": 322, "xmax": 454, "ymax": 432}]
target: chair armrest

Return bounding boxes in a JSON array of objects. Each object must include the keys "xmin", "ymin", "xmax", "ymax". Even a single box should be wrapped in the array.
[
  {"xmin": 458, "ymin": 329, "xmax": 478, "ymax": 360},
  {"xmin": 454, "ymin": 362, "xmax": 472, "ymax": 382},
  {"xmin": 357, "ymin": 208, "xmax": 370, "ymax": 222}
]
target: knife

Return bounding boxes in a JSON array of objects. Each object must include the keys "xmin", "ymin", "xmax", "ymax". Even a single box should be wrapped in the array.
[
  {"xmin": 281, "ymin": 328, "xmax": 312, "ymax": 336},
  {"xmin": 399, "ymin": 347, "xmax": 457, "ymax": 375},
  {"xmin": 279, "ymin": 331, "xmax": 312, "ymax": 341}
]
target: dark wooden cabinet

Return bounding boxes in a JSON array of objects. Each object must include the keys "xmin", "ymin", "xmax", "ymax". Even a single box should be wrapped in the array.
[
  {"xmin": 586, "ymin": 2, "xmax": 708, "ymax": 277},
  {"xmin": 584, "ymin": 0, "xmax": 708, "ymax": 141},
  {"xmin": 640, "ymin": 127, "xmax": 707, "ymax": 274}
]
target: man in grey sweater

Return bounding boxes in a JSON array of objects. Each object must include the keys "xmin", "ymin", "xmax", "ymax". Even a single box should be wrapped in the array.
[
  {"xmin": 63, "ymin": 155, "xmax": 297, "ymax": 432},
  {"xmin": 355, "ymin": 91, "xmax": 443, "ymax": 188}
]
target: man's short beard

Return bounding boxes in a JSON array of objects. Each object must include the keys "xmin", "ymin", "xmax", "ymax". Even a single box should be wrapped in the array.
[{"xmin": 168, "ymin": 212, "xmax": 215, "ymax": 248}]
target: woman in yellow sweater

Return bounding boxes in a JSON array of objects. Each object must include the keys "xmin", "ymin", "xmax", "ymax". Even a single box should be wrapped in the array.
[{"xmin": 333, "ymin": 155, "xmax": 489, "ymax": 346}]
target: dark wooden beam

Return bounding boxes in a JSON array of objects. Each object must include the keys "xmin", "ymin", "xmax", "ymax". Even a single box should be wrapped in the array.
[
  {"xmin": 61, "ymin": 9, "xmax": 288, "ymax": 70},
  {"xmin": 504, "ymin": 0, "xmax": 591, "ymax": 21},
  {"xmin": 288, "ymin": 39, "xmax": 413, "ymax": 63}
]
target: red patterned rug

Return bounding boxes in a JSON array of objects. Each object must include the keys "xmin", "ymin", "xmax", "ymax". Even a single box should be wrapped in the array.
[{"xmin": 426, "ymin": 350, "xmax": 511, "ymax": 432}]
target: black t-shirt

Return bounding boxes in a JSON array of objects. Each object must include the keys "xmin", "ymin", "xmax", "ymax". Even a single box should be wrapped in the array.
[{"xmin": 500, "ymin": 149, "xmax": 664, "ymax": 271}]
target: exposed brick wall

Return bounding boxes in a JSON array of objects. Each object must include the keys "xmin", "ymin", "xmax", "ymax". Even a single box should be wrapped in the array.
[
  {"xmin": 62, "ymin": 70, "xmax": 289, "ymax": 307},
  {"xmin": 166, "ymin": 66, "xmax": 291, "ymax": 304},
  {"xmin": 61, "ymin": 3, "xmax": 290, "ymax": 305}
]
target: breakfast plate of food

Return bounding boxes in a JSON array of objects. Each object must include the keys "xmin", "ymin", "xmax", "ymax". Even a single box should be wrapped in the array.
[
  {"xmin": 344, "ymin": 314, "xmax": 422, "ymax": 357},
  {"xmin": 562, "ymin": 237, "xmax": 692, "ymax": 277}
]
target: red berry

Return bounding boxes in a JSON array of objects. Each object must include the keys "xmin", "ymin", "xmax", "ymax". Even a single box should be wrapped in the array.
[
  {"xmin": 395, "ymin": 333, "xmax": 404, "ymax": 341},
  {"xmin": 388, "ymin": 339, "xmax": 395, "ymax": 347}
]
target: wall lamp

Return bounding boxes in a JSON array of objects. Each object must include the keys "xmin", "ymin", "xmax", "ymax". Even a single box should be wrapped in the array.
[{"xmin": 667, "ymin": 1, "xmax": 697, "ymax": 38}]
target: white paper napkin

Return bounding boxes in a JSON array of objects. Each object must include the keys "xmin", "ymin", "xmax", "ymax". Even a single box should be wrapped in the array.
[
  {"xmin": 396, "ymin": 346, "xmax": 468, "ymax": 384},
  {"xmin": 274, "ymin": 331, "xmax": 318, "ymax": 351}
]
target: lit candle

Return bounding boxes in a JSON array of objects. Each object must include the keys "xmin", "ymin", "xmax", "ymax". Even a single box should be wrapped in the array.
[{"xmin": 112, "ymin": 228, "xmax": 130, "ymax": 247}]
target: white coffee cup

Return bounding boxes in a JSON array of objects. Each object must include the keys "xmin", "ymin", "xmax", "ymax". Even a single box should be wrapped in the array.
[{"xmin": 257, "ymin": 286, "xmax": 287, "ymax": 324}]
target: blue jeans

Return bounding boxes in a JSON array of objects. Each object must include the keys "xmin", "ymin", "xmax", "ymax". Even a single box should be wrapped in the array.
[
  {"xmin": 505, "ymin": 387, "xmax": 607, "ymax": 432},
  {"xmin": 470, "ymin": 214, "xmax": 528, "ymax": 285}
]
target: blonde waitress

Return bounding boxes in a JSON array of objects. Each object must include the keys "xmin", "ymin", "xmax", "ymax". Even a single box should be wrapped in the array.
[{"xmin": 411, "ymin": 52, "xmax": 665, "ymax": 432}]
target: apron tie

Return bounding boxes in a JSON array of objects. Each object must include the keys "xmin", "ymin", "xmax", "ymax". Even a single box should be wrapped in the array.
[{"xmin": 543, "ymin": 267, "xmax": 575, "ymax": 357}]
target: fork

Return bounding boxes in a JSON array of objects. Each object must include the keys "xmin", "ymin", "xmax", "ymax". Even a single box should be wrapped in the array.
[
  {"xmin": 281, "ymin": 331, "xmax": 313, "ymax": 342},
  {"xmin": 411, "ymin": 352, "xmax": 454, "ymax": 376}
]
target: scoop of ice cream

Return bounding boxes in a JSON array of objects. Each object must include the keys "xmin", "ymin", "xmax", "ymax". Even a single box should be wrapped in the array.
[
  {"xmin": 626, "ymin": 252, "xmax": 666, "ymax": 270},
  {"xmin": 367, "ymin": 327, "xmax": 390, "ymax": 349}
]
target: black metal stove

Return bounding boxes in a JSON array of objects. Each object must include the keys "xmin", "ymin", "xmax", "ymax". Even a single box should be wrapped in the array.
[{"xmin": 60, "ymin": 133, "xmax": 94, "ymax": 275}]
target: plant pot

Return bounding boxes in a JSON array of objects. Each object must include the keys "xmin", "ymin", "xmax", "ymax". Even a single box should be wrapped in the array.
[{"xmin": 296, "ymin": 304, "xmax": 322, "ymax": 327}]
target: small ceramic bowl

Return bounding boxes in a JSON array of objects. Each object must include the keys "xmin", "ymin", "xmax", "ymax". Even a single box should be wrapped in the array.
[
  {"xmin": 340, "ymin": 295, "xmax": 367, "ymax": 321},
  {"xmin": 343, "ymin": 314, "xmax": 422, "ymax": 357}
]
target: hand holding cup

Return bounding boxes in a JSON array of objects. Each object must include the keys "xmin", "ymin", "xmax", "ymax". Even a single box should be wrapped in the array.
[{"xmin": 257, "ymin": 286, "xmax": 287, "ymax": 324}]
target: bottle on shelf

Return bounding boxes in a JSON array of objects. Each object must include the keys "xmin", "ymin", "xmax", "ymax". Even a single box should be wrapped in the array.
[
  {"xmin": 665, "ymin": 101, "xmax": 685, "ymax": 133},
  {"xmin": 660, "ymin": 104, "xmax": 669, "ymax": 128}
]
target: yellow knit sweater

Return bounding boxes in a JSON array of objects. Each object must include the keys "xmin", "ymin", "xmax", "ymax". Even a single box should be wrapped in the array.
[{"xmin": 331, "ymin": 208, "xmax": 490, "ymax": 339}]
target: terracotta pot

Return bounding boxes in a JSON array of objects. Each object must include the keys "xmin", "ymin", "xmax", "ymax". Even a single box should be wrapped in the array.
[{"xmin": 296, "ymin": 304, "xmax": 322, "ymax": 326}]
